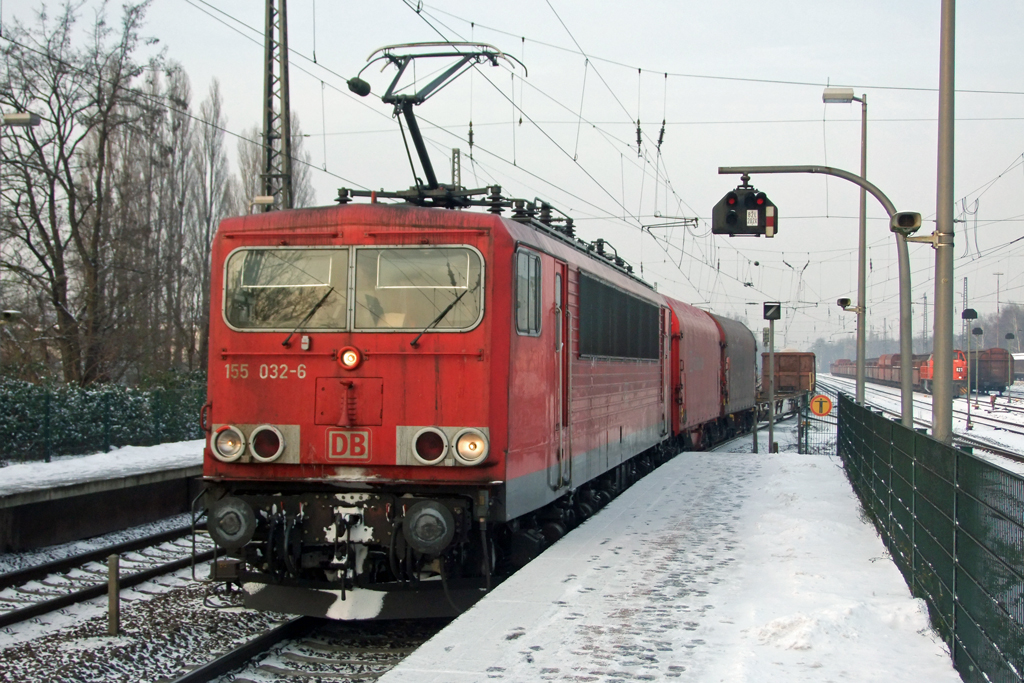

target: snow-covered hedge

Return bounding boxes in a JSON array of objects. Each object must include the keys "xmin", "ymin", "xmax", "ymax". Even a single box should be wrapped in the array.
[{"xmin": 0, "ymin": 372, "xmax": 207, "ymax": 461}]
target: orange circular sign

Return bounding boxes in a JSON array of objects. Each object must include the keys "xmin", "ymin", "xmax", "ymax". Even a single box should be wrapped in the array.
[{"xmin": 810, "ymin": 394, "xmax": 833, "ymax": 417}]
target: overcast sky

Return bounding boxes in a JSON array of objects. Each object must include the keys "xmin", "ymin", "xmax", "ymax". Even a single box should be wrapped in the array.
[{"xmin": 5, "ymin": 0, "xmax": 1023, "ymax": 349}]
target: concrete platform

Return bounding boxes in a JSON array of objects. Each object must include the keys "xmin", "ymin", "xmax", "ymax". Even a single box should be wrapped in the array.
[
  {"xmin": 380, "ymin": 452, "xmax": 960, "ymax": 683},
  {"xmin": 0, "ymin": 440, "xmax": 203, "ymax": 552}
]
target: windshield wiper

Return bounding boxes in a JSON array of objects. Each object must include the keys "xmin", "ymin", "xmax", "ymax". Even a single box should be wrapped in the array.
[
  {"xmin": 283, "ymin": 287, "xmax": 335, "ymax": 347},
  {"xmin": 410, "ymin": 280, "xmax": 478, "ymax": 347}
]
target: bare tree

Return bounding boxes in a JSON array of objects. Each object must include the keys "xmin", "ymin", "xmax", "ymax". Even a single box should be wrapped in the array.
[
  {"xmin": 0, "ymin": 0, "xmax": 161, "ymax": 385},
  {"xmin": 191, "ymin": 79, "xmax": 235, "ymax": 369}
]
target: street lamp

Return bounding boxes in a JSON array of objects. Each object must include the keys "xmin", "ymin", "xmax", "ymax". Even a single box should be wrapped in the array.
[
  {"xmin": 823, "ymin": 87, "xmax": 868, "ymax": 406},
  {"xmin": 972, "ymin": 326, "xmax": 984, "ymax": 407},
  {"xmin": 0, "ymin": 110, "xmax": 41, "ymax": 321},
  {"xmin": 1006, "ymin": 333, "xmax": 1015, "ymax": 395},
  {"xmin": 962, "ymin": 309, "xmax": 978, "ymax": 430}
]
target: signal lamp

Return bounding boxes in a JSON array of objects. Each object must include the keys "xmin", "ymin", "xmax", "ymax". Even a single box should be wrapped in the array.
[
  {"xmin": 726, "ymin": 192, "xmax": 738, "ymax": 206},
  {"xmin": 755, "ymin": 192, "xmax": 766, "ymax": 206},
  {"xmin": 337, "ymin": 346, "xmax": 363, "ymax": 370},
  {"xmin": 412, "ymin": 428, "xmax": 448, "ymax": 465},
  {"xmin": 213, "ymin": 425, "xmax": 246, "ymax": 463},
  {"xmin": 249, "ymin": 425, "xmax": 285, "ymax": 462},
  {"xmin": 725, "ymin": 211, "xmax": 738, "ymax": 225},
  {"xmin": 453, "ymin": 428, "xmax": 489, "ymax": 465}
]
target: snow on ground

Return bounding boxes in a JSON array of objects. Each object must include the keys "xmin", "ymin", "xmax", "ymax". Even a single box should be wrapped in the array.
[
  {"xmin": 382, "ymin": 420, "xmax": 959, "ymax": 683},
  {"xmin": 0, "ymin": 440, "xmax": 204, "ymax": 498}
]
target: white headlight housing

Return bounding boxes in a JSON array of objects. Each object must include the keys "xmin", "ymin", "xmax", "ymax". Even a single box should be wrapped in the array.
[
  {"xmin": 453, "ymin": 428, "xmax": 489, "ymax": 465},
  {"xmin": 412, "ymin": 427, "xmax": 448, "ymax": 465},
  {"xmin": 213, "ymin": 425, "xmax": 246, "ymax": 462},
  {"xmin": 249, "ymin": 425, "xmax": 285, "ymax": 463}
]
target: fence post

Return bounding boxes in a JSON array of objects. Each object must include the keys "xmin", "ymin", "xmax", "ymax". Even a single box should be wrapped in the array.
[
  {"xmin": 911, "ymin": 429, "xmax": 917, "ymax": 593},
  {"xmin": 108, "ymin": 553, "xmax": 120, "ymax": 636},
  {"xmin": 951, "ymin": 447, "xmax": 959, "ymax": 665},
  {"xmin": 103, "ymin": 391, "xmax": 112, "ymax": 453},
  {"xmin": 151, "ymin": 388, "xmax": 162, "ymax": 446},
  {"xmin": 43, "ymin": 388, "xmax": 51, "ymax": 463}
]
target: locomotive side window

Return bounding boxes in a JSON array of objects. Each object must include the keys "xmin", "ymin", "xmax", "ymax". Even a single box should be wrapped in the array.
[
  {"xmin": 515, "ymin": 250, "xmax": 541, "ymax": 336},
  {"xmin": 578, "ymin": 272, "xmax": 659, "ymax": 359},
  {"xmin": 354, "ymin": 247, "xmax": 483, "ymax": 330},
  {"xmin": 224, "ymin": 248, "xmax": 349, "ymax": 330}
]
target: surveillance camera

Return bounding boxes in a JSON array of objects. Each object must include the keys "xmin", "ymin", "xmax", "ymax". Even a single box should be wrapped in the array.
[{"xmin": 837, "ymin": 298, "xmax": 851, "ymax": 309}]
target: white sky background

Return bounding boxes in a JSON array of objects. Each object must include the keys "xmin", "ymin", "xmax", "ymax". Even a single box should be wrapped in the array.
[{"xmin": 4, "ymin": 0, "xmax": 1024, "ymax": 349}]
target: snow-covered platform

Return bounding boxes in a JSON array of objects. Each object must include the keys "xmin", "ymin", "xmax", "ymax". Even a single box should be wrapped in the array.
[
  {"xmin": 381, "ymin": 450, "xmax": 960, "ymax": 682},
  {"xmin": 0, "ymin": 441, "xmax": 204, "ymax": 552},
  {"xmin": 0, "ymin": 440, "xmax": 204, "ymax": 509}
]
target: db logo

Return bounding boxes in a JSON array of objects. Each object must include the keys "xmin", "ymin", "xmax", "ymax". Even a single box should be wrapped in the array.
[{"xmin": 327, "ymin": 429, "xmax": 371, "ymax": 460}]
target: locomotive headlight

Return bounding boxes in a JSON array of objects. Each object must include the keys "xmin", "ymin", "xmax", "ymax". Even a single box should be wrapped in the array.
[
  {"xmin": 412, "ymin": 428, "xmax": 448, "ymax": 465},
  {"xmin": 402, "ymin": 501, "xmax": 456, "ymax": 556},
  {"xmin": 338, "ymin": 346, "xmax": 363, "ymax": 370},
  {"xmin": 249, "ymin": 425, "xmax": 285, "ymax": 462},
  {"xmin": 453, "ymin": 428, "xmax": 489, "ymax": 465},
  {"xmin": 213, "ymin": 426, "xmax": 246, "ymax": 462}
]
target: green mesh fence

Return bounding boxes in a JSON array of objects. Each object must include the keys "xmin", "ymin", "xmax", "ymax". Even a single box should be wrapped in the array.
[
  {"xmin": 837, "ymin": 393, "xmax": 1024, "ymax": 682},
  {"xmin": 0, "ymin": 373, "xmax": 207, "ymax": 463}
]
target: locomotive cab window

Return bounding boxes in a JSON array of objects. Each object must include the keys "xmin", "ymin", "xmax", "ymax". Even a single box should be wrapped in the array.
[
  {"xmin": 516, "ymin": 250, "xmax": 541, "ymax": 336},
  {"xmin": 224, "ymin": 248, "xmax": 349, "ymax": 330},
  {"xmin": 354, "ymin": 247, "xmax": 483, "ymax": 330}
]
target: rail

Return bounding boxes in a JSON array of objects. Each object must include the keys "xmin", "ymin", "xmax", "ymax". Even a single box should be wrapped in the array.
[{"xmin": 0, "ymin": 525, "xmax": 215, "ymax": 628}]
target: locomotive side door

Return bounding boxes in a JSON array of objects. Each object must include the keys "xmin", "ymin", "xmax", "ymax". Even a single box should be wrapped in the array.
[{"xmin": 553, "ymin": 260, "xmax": 571, "ymax": 488}]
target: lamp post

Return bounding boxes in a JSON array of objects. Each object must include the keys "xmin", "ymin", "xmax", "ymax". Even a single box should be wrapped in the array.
[
  {"xmin": 823, "ymin": 88, "xmax": 868, "ymax": 406},
  {"xmin": 1006, "ymin": 333, "xmax": 1015, "ymax": 395},
  {"xmin": 972, "ymin": 326, "xmax": 984, "ymax": 407},
  {"xmin": 1, "ymin": 111, "xmax": 41, "ymax": 321},
  {"xmin": 962, "ymin": 308, "xmax": 977, "ymax": 429}
]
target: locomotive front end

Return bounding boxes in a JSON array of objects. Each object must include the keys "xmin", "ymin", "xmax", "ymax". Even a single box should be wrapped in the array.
[{"xmin": 202, "ymin": 204, "xmax": 505, "ymax": 619}]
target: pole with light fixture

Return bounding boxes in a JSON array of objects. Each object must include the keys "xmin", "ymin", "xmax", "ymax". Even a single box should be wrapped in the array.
[
  {"xmin": 1006, "ymin": 333, "xmax": 1015, "ymax": 395},
  {"xmin": 972, "ymin": 326, "xmax": 984, "ymax": 408},
  {"xmin": 0, "ymin": 111, "xmax": 42, "ymax": 321},
  {"xmin": 822, "ymin": 87, "xmax": 867, "ymax": 406},
  {"xmin": 962, "ymin": 308, "xmax": 977, "ymax": 429}
]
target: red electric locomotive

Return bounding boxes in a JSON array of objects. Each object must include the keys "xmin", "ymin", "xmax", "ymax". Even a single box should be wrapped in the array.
[
  {"xmin": 201, "ymin": 197, "xmax": 757, "ymax": 619},
  {"xmin": 198, "ymin": 43, "xmax": 759, "ymax": 620}
]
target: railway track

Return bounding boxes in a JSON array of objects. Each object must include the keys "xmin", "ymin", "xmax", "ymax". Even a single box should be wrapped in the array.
[
  {"xmin": 818, "ymin": 377, "xmax": 1024, "ymax": 465},
  {"xmin": 821, "ymin": 375, "xmax": 1024, "ymax": 434},
  {"xmin": 167, "ymin": 615, "xmax": 447, "ymax": 683},
  {"xmin": 0, "ymin": 524, "xmax": 216, "ymax": 628}
]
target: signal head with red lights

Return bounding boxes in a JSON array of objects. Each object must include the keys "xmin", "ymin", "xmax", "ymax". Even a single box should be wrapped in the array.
[{"xmin": 712, "ymin": 186, "xmax": 777, "ymax": 238}]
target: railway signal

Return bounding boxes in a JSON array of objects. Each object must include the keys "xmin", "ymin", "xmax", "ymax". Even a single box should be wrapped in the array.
[{"xmin": 712, "ymin": 186, "xmax": 777, "ymax": 237}]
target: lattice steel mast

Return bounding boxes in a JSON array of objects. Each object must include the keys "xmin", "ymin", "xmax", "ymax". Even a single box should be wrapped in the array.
[{"xmin": 263, "ymin": 0, "xmax": 292, "ymax": 210}]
